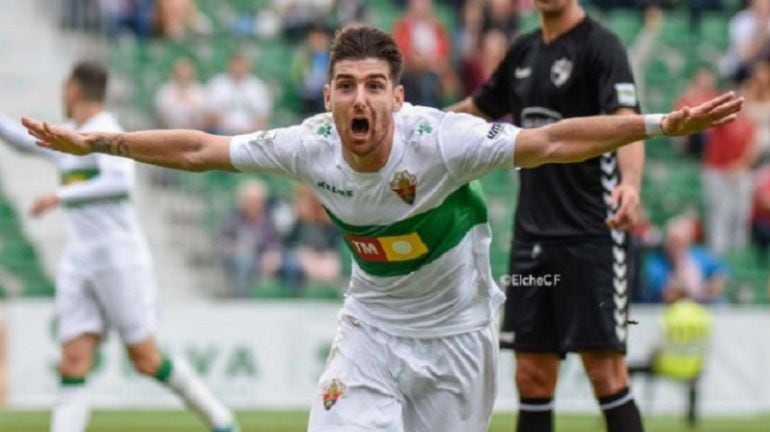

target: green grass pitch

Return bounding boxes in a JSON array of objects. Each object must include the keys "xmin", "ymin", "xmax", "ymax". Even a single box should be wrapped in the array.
[{"xmin": 1, "ymin": 411, "xmax": 769, "ymax": 431}]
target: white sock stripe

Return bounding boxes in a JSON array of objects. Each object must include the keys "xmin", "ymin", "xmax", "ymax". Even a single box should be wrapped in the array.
[
  {"xmin": 599, "ymin": 392, "xmax": 634, "ymax": 411},
  {"xmin": 519, "ymin": 401, "xmax": 555, "ymax": 412}
]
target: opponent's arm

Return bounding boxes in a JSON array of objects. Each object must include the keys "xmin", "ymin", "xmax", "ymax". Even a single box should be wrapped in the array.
[
  {"xmin": 21, "ymin": 119, "xmax": 234, "ymax": 172},
  {"xmin": 609, "ymin": 107, "xmax": 645, "ymax": 230},
  {"xmin": 514, "ymin": 92, "xmax": 743, "ymax": 168},
  {"xmin": 614, "ymin": 107, "xmax": 645, "ymax": 191}
]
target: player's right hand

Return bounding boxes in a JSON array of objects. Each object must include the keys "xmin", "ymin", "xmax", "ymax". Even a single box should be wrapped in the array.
[{"xmin": 21, "ymin": 117, "xmax": 91, "ymax": 155}]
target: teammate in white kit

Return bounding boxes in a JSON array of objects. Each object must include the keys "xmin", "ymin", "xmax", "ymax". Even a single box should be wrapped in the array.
[
  {"xmin": 22, "ymin": 29, "xmax": 741, "ymax": 432},
  {"xmin": 0, "ymin": 62, "xmax": 237, "ymax": 432}
]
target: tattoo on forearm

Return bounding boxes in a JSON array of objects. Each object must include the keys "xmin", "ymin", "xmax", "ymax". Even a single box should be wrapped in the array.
[
  {"xmin": 115, "ymin": 140, "xmax": 130, "ymax": 157},
  {"xmin": 90, "ymin": 136, "xmax": 112, "ymax": 154},
  {"xmin": 91, "ymin": 134, "xmax": 130, "ymax": 157}
]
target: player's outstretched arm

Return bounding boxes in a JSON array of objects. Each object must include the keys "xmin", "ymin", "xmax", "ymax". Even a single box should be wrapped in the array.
[
  {"xmin": 21, "ymin": 117, "xmax": 235, "ymax": 172},
  {"xmin": 514, "ymin": 92, "xmax": 743, "ymax": 168}
]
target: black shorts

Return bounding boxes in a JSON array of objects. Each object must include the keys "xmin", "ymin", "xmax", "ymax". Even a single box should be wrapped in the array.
[{"xmin": 499, "ymin": 238, "xmax": 636, "ymax": 355}]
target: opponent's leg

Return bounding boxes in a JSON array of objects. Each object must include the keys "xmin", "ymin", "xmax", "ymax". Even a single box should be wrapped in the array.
[
  {"xmin": 581, "ymin": 351, "xmax": 643, "ymax": 432},
  {"xmin": 514, "ymin": 353, "xmax": 559, "ymax": 432}
]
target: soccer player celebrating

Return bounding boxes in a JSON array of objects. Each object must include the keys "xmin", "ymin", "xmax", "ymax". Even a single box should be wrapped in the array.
[
  {"xmin": 447, "ymin": 0, "xmax": 650, "ymax": 429},
  {"xmin": 22, "ymin": 27, "xmax": 741, "ymax": 432},
  {"xmin": 0, "ymin": 62, "xmax": 237, "ymax": 432}
]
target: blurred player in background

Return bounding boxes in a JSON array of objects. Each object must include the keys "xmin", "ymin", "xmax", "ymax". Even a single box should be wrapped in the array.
[
  {"xmin": 21, "ymin": 26, "xmax": 742, "ymax": 432},
  {"xmin": 0, "ymin": 61, "xmax": 237, "ymax": 432},
  {"xmin": 447, "ymin": 0, "xmax": 647, "ymax": 429}
]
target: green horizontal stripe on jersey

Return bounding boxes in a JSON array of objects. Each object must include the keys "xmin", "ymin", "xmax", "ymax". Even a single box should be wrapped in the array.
[
  {"xmin": 326, "ymin": 181, "xmax": 488, "ymax": 277},
  {"xmin": 60, "ymin": 375, "xmax": 87, "ymax": 386},
  {"xmin": 63, "ymin": 193, "xmax": 130, "ymax": 209},
  {"xmin": 60, "ymin": 168, "xmax": 100, "ymax": 185}
]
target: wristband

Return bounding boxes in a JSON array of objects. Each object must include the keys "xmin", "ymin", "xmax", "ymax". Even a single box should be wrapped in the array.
[{"xmin": 644, "ymin": 114, "xmax": 665, "ymax": 136}]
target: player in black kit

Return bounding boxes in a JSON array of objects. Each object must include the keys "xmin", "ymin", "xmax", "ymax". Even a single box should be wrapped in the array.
[{"xmin": 447, "ymin": 0, "xmax": 645, "ymax": 430}]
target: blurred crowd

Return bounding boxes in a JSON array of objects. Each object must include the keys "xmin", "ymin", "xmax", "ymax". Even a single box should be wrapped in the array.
[
  {"xmin": 218, "ymin": 180, "xmax": 342, "ymax": 298},
  {"xmin": 58, "ymin": 0, "xmax": 770, "ymax": 301}
]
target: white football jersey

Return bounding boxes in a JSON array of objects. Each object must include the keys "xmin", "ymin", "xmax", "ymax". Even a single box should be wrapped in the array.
[{"xmin": 231, "ymin": 104, "xmax": 520, "ymax": 337}]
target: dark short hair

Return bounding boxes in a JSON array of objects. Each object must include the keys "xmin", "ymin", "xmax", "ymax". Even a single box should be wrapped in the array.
[
  {"xmin": 328, "ymin": 25, "xmax": 403, "ymax": 83},
  {"xmin": 70, "ymin": 61, "xmax": 108, "ymax": 102}
]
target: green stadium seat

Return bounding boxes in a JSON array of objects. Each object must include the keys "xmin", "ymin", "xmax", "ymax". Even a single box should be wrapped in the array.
[
  {"xmin": 252, "ymin": 279, "xmax": 293, "ymax": 299},
  {"xmin": 723, "ymin": 248, "xmax": 769, "ymax": 304},
  {"xmin": 302, "ymin": 283, "xmax": 343, "ymax": 300},
  {"xmin": 659, "ymin": 11, "xmax": 691, "ymax": 49},
  {"xmin": 699, "ymin": 13, "xmax": 729, "ymax": 50},
  {"xmin": 604, "ymin": 10, "xmax": 642, "ymax": 46},
  {"xmin": 0, "ymin": 184, "xmax": 53, "ymax": 296},
  {"xmin": 433, "ymin": 2, "xmax": 458, "ymax": 32},
  {"xmin": 519, "ymin": 11, "xmax": 540, "ymax": 34}
]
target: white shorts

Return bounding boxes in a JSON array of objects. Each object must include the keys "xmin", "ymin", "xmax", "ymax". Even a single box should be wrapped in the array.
[
  {"xmin": 56, "ymin": 238, "xmax": 157, "ymax": 345},
  {"xmin": 308, "ymin": 316, "xmax": 498, "ymax": 432}
]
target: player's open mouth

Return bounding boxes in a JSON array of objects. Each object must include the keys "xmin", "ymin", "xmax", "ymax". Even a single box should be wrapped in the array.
[{"xmin": 351, "ymin": 118, "xmax": 369, "ymax": 136}]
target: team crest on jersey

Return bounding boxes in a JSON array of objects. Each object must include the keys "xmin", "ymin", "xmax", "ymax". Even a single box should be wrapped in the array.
[
  {"xmin": 321, "ymin": 378, "xmax": 346, "ymax": 410},
  {"xmin": 390, "ymin": 170, "xmax": 417, "ymax": 204},
  {"xmin": 550, "ymin": 57, "xmax": 573, "ymax": 87}
]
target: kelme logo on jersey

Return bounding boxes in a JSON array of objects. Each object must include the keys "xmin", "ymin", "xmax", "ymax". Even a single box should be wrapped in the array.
[
  {"xmin": 551, "ymin": 57, "xmax": 573, "ymax": 87},
  {"xmin": 346, "ymin": 232, "xmax": 428, "ymax": 262},
  {"xmin": 487, "ymin": 123, "xmax": 503, "ymax": 139},
  {"xmin": 316, "ymin": 181, "xmax": 353, "ymax": 197},
  {"xmin": 321, "ymin": 378, "xmax": 346, "ymax": 410},
  {"xmin": 389, "ymin": 170, "xmax": 416, "ymax": 204}
]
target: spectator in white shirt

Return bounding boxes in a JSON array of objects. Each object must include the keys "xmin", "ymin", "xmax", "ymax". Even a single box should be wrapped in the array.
[
  {"xmin": 205, "ymin": 53, "xmax": 272, "ymax": 135},
  {"xmin": 155, "ymin": 57, "xmax": 206, "ymax": 130}
]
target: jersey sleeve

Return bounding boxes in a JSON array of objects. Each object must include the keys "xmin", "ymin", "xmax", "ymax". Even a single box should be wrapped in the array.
[
  {"xmin": 56, "ymin": 155, "xmax": 134, "ymax": 204},
  {"xmin": 229, "ymin": 125, "xmax": 307, "ymax": 180},
  {"xmin": 591, "ymin": 32, "xmax": 641, "ymax": 114},
  {"xmin": 471, "ymin": 46, "xmax": 516, "ymax": 119},
  {"xmin": 438, "ymin": 112, "xmax": 519, "ymax": 184}
]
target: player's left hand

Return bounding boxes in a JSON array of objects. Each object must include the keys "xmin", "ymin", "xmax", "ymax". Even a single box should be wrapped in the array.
[
  {"xmin": 606, "ymin": 184, "xmax": 639, "ymax": 231},
  {"xmin": 662, "ymin": 91, "xmax": 744, "ymax": 136},
  {"xmin": 30, "ymin": 193, "xmax": 59, "ymax": 218}
]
